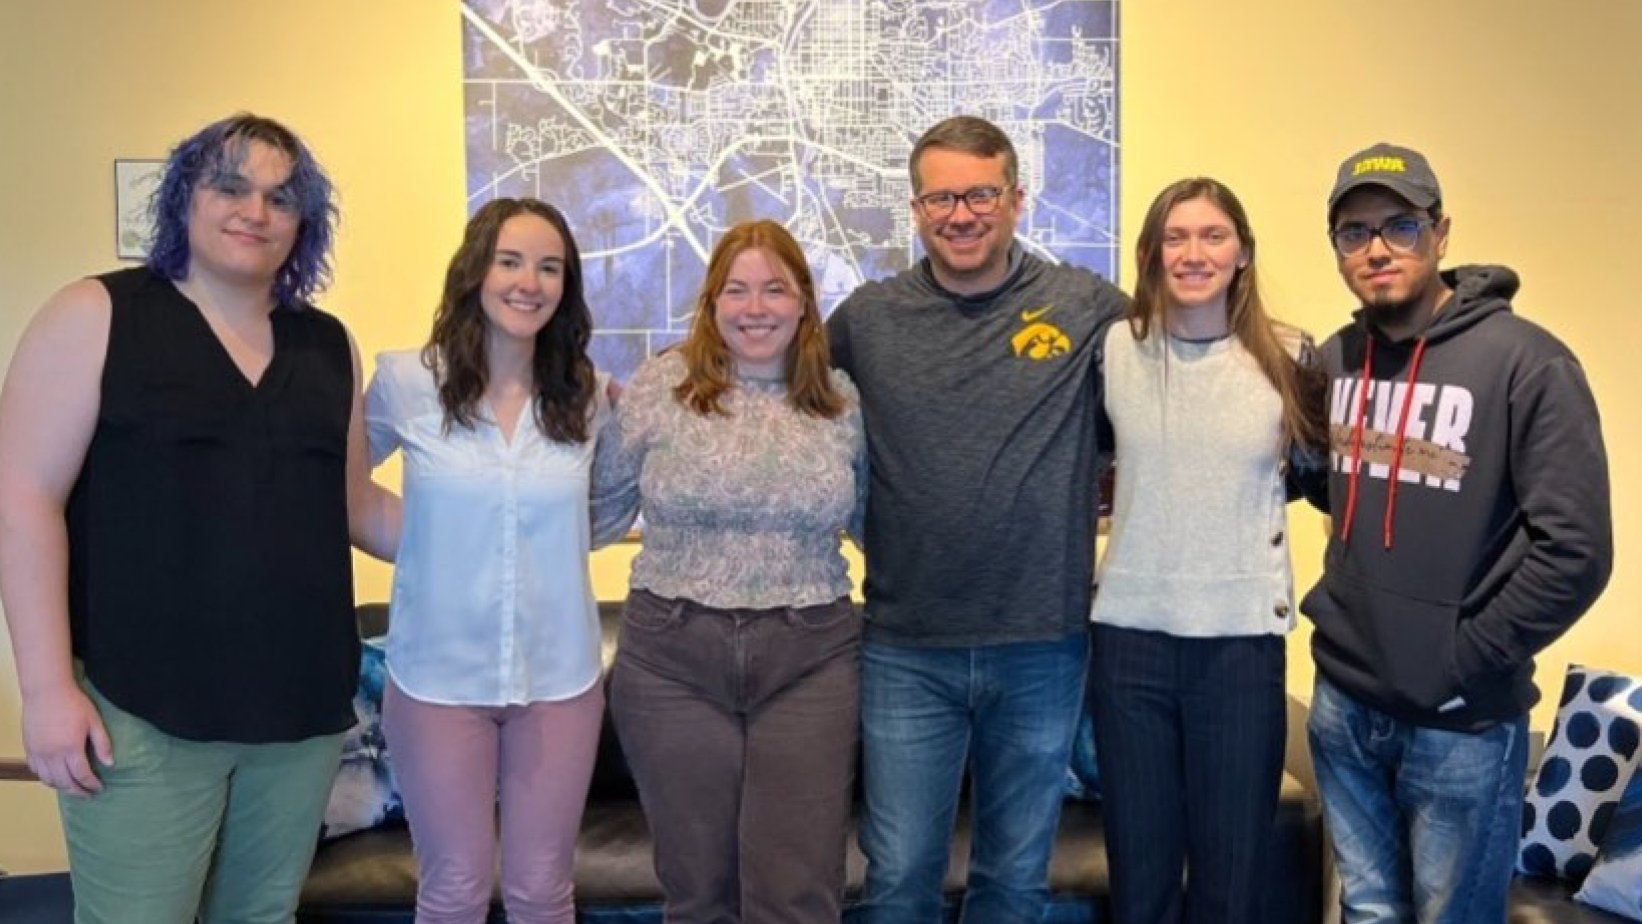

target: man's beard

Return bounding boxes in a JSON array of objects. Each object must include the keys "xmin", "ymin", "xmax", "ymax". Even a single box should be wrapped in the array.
[{"xmin": 1362, "ymin": 290, "xmax": 1424, "ymax": 333}]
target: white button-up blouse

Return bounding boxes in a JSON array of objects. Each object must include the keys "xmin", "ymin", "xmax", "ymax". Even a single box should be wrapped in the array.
[{"xmin": 365, "ymin": 349, "xmax": 614, "ymax": 706}]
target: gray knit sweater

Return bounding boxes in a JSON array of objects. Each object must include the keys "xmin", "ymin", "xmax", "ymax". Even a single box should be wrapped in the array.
[
  {"xmin": 591, "ymin": 351, "xmax": 866, "ymax": 610},
  {"xmin": 1091, "ymin": 324, "xmax": 1298, "ymax": 637}
]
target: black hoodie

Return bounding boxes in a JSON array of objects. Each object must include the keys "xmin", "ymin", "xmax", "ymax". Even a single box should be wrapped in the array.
[{"xmin": 1300, "ymin": 264, "xmax": 1612, "ymax": 732}]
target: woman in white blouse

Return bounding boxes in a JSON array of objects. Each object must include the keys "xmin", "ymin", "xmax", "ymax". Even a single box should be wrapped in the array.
[
  {"xmin": 365, "ymin": 198, "xmax": 616, "ymax": 924},
  {"xmin": 592, "ymin": 219, "xmax": 866, "ymax": 924}
]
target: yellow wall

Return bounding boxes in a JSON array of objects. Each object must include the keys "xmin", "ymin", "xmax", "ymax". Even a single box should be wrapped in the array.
[{"xmin": 2, "ymin": 0, "xmax": 1638, "ymax": 874}]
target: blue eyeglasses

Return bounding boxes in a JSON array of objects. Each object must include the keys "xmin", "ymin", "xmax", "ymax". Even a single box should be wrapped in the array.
[{"xmin": 1329, "ymin": 216, "xmax": 1432, "ymax": 257}]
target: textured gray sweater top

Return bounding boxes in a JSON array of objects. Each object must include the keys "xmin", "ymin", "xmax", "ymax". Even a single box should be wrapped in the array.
[
  {"xmin": 591, "ymin": 351, "xmax": 867, "ymax": 610},
  {"xmin": 828, "ymin": 250, "xmax": 1126, "ymax": 646},
  {"xmin": 1092, "ymin": 325, "xmax": 1298, "ymax": 637}
]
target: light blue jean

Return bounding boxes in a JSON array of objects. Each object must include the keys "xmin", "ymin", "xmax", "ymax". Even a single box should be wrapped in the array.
[
  {"xmin": 857, "ymin": 633, "xmax": 1087, "ymax": 924},
  {"xmin": 1307, "ymin": 675, "xmax": 1529, "ymax": 924}
]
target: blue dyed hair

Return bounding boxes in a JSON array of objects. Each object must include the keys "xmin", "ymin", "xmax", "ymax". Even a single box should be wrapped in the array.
[{"xmin": 145, "ymin": 113, "xmax": 339, "ymax": 307}]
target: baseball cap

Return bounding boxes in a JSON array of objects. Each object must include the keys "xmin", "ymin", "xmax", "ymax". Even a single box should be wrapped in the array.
[{"xmin": 1327, "ymin": 143, "xmax": 1442, "ymax": 217}]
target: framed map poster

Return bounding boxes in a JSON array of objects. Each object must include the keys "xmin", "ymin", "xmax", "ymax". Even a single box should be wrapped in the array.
[{"xmin": 462, "ymin": 0, "xmax": 1120, "ymax": 381}]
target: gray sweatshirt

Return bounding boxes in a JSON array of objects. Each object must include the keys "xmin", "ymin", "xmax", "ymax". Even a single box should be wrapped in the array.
[{"xmin": 828, "ymin": 250, "xmax": 1126, "ymax": 646}]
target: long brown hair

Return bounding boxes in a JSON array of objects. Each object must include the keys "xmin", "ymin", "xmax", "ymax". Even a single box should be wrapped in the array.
[
  {"xmin": 674, "ymin": 219, "xmax": 845, "ymax": 419},
  {"xmin": 1131, "ymin": 178, "xmax": 1328, "ymax": 455},
  {"xmin": 422, "ymin": 198, "xmax": 596, "ymax": 443}
]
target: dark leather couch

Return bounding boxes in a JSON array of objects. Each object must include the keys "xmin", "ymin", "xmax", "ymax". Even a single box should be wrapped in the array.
[
  {"xmin": 295, "ymin": 603, "xmax": 1328, "ymax": 924},
  {"xmin": 1512, "ymin": 878, "xmax": 1638, "ymax": 924},
  {"xmin": 0, "ymin": 619, "xmax": 1619, "ymax": 923},
  {"xmin": 294, "ymin": 604, "xmax": 1630, "ymax": 924}
]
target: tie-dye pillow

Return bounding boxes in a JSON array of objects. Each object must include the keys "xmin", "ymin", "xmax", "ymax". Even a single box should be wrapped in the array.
[
  {"xmin": 319, "ymin": 637, "xmax": 404, "ymax": 839},
  {"xmin": 1575, "ymin": 767, "xmax": 1642, "ymax": 920}
]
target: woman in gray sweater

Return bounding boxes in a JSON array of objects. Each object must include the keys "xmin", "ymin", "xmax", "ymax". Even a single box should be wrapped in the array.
[
  {"xmin": 1089, "ymin": 178, "xmax": 1327, "ymax": 924},
  {"xmin": 592, "ymin": 219, "xmax": 866, "ymax": 924}
]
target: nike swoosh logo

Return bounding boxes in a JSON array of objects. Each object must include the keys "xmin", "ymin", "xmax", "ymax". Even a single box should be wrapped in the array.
[{"xmin": 1021, "ymin": 305, "xmax": 1053, "ymax": 322}]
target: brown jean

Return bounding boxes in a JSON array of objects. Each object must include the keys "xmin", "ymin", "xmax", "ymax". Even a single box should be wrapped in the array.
[{"xmin": 610, "ymin": 589, "xmax": 861, "ymax": 924}]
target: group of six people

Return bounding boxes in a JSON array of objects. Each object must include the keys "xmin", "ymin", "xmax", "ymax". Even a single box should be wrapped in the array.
[{"xmin": 0, "ymin": 111, "xmax": 1612, "ymax": 924}]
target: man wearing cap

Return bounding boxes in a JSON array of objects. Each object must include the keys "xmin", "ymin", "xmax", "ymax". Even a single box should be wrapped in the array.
[{"xmin": 1299, "ymin": 143, "xmax": 1612, "ymax": 922}]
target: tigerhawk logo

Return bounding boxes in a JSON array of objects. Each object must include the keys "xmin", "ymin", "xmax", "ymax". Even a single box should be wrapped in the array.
[{"xmin": 1012, "ymin": 306, "xmax": 1071, "ymax": 360}]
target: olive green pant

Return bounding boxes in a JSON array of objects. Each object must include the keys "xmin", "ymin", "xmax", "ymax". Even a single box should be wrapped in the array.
[{"xmin": 58, "ymin": 680, "xmax": 345, "ymax": 924}]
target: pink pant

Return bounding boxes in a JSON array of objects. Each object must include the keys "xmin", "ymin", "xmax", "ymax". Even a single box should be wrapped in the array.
[{"xmin": 383, "ymin": 678, "xmax": 604, "ymax": 924}]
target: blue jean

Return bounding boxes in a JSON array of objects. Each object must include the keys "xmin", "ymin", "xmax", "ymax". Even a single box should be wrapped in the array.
[
  {"xmin": 858, "ymin": 633, "xmax": 1087, "ymax": 924},
  {"xmin": 1307, "ymin": 675, "xmax": 1529, "ymax": 924}
]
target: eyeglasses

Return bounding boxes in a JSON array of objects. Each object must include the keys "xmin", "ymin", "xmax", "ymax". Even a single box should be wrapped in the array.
[
  {"xmin": 1329, "ymin": 216, "xmax": 1432, "ymax": 257},
  {"xmin": 913, "ymin": 186, "xmax": 1009, "ymax": 219}
]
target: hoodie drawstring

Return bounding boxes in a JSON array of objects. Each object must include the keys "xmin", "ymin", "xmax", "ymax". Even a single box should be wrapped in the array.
[
  {"xmin": 1338, "ymin": 340, "xmax": 1374, "ymax": 544},
  {"xmin": 1338, "ymin": 335, "xmax": 1429, "ymax": 549},
  {"xmin": 1382, "ymin": 337, "xmax": 1429, "ymax": 548}
]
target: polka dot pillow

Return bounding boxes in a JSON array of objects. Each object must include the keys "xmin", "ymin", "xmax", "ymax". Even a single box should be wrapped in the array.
[{"xmin": 1518, "ymin": 665, "xmax": 1642, "ymax": 883}]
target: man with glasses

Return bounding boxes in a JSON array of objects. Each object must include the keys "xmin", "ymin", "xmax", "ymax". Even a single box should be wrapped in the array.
[
  {"xmin": 827, "ymin": 116, "xmax": 1125, "ymax": 923},
  {"xmin": 1301, "ymin": 143, "xmax": 1612, "ymax": 923}
]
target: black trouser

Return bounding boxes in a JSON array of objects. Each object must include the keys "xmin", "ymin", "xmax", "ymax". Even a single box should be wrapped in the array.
[{"xmin": 1089, "ymin": 623, "xmax": 1286, "ymax": 924}]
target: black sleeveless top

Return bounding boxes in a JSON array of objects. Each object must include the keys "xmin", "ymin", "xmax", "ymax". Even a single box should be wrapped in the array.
[{"xmin": 67, "ymin": 267, "xmax": 358, "ymax": 743}]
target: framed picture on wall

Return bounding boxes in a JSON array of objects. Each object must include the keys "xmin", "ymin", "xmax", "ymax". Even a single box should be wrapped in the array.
[
  {"xmin": 460, "ymin": 0, "xmax": 1121, "ymax": 386},
  {"xmin": 114, "ymin": 158, "xmax": 164, "ymax": 260}
]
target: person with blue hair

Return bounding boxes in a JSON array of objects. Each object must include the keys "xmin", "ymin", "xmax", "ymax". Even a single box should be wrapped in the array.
[{"xmin": 0, "ymin": 112, "xmax": 396, "ymax": 924}]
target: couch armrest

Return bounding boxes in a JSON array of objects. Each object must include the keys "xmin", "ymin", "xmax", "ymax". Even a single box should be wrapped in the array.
[
  {"xmin": 0, "ymin": 757, "xmax": 36, "ymax": 782},
  {"xmin": 357, "ymin": 603, "xmax": 390, "ymax": 640}
]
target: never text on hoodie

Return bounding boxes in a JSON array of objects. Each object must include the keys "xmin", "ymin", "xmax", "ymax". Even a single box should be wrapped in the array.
[{"xmin": 1301, "ymin": 264, "xmax": 1613, "ymax": 731}]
